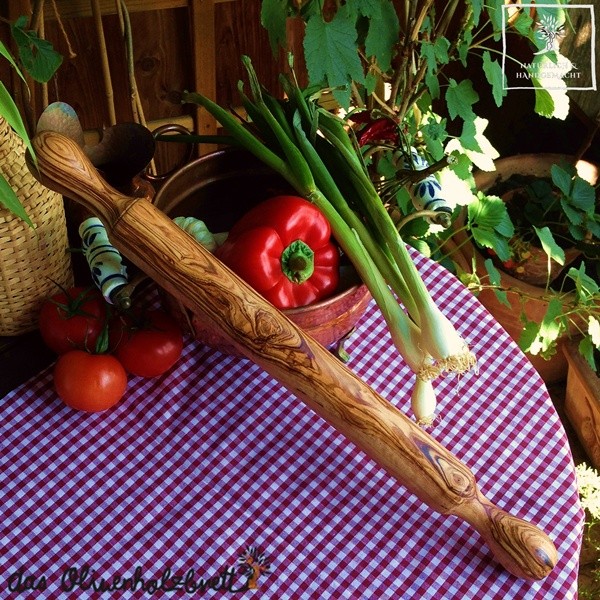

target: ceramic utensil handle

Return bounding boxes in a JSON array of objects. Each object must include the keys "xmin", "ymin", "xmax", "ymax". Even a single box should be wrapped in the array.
[{"xmin": 30, "ymin": 131, "xmax": 557, "ymax": 581}]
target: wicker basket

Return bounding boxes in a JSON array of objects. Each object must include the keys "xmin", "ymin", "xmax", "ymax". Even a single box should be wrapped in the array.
[{"xmin": 0, "ymin": 117, "xmax": 73, "ymax": 336}]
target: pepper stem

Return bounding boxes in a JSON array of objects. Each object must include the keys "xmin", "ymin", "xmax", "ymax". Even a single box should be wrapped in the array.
[{"xmin": 281, "ymin": 239, "xmax": 315, "ymax": 283}]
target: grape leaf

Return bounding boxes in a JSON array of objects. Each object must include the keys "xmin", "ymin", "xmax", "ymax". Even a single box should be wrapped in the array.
[
  {"xmin": 304, "ymin": 5, "xmax": 365, "ymax": 108},
  {"xmin": 11, "ymin": 16, "xmax": 62, "ymax": 83},
  {"xmin": 445, "ymin": 78, "xmax": 479, "ymax": 121},
  {"xmin": 261, "ymin": 0, "xmax": 290, "ymax": 54},
  {"xmin": 364, "ymin": 0, "xmax": 399, "ymax": 72},
  {"xmin": 482, "ymin": 50, "xmax": 507, "ymax": 107}
]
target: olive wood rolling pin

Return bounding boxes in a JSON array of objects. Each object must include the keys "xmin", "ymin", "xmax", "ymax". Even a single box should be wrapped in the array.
[{"xmin": 30, "ymin": 131, "xmax": 557, "ymax": 581}]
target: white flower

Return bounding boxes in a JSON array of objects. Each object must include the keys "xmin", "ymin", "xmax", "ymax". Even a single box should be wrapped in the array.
[{"xmin": 576, "ymin": 463, "xmax": 600, "ymax": 520}]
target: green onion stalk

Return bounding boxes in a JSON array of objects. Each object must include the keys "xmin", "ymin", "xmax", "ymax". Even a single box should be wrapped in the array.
[{"xmin": 182, "ymin": 56, "xmax": 476, "ymax": 425}]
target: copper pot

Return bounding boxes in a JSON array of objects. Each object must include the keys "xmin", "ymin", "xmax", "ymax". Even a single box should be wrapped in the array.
[{"xmin": 153, "ymin": 148, "xmax": 371, "ymax": 355}]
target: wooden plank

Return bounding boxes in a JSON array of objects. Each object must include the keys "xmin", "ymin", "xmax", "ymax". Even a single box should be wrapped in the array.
[
  {"xmin": 564, "ymin": 342, "xmax": 600, "ymax": 469},
  {"xmin": 50, "ymin": 0, "xmax": 233, "ymax": 19},
  {"xmin": 190, "ymin": 0, "xmax": 218, "ymax": 153}
]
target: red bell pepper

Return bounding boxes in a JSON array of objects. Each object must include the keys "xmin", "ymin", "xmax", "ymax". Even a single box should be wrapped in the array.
[
  {"xmin": 215, "ymin": 195, "xmax": 340, "ymax": 309},
  {"xmin": 351, "ymin": 110, "xmax": 400, "ymax": 146}
]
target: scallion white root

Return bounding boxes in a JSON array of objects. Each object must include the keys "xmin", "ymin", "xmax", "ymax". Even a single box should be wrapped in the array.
[
  {"xmin": 411, "ymin": 378, "xmax": 438, "ymax": 427},
  {"xmin": 417, "ymin": 301, "xmax": 477, "ymax": 374}
]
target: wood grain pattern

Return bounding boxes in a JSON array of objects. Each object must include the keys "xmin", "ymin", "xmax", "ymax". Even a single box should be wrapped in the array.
[{"xmin": 30, "ymin": 130, "xmax": 559, "ymax": 581}]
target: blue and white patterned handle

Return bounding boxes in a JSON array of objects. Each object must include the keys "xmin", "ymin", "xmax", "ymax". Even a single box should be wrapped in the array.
[
  {"xmin": 405, "ymin": 148, "xmax": 452, "ymax": 220},
  {"xmin": 79, "ymin": 217, "xmax": 129, "ymax": 304}
]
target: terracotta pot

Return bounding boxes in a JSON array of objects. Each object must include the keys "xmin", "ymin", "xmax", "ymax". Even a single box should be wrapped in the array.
[
  {"xmin": 452, "ymin": 153, "xmax": 599, "ymax": 383},
  {"xmin": 153, "ymin": 147, "xmax": 371, "ymax": 355},
  {"xmin": 491, "ymin": 187, "xmax": 581, "ymax": 287},
  {"xmin": 563, "ymin": 340, "xmax": 600, "ymax": 469}
]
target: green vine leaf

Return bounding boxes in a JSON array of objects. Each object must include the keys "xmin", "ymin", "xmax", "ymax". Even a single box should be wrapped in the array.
[
  {"xmin": 11, "ymin": 16, "xmax": 62, "ymax": 83},
  {"xmin": 445, "ymin": 78, "xmax": 479, "ymax": 121},
  {"xmin": 420, "ymin": 117, "xmax": 447, "ymax": 160},
  {"xmin": 567, "ymin": 264, "xmax": 600, "ymax": 301},
  {"xmin": 471, "ymin": 0, "xmax": 484, "ymax": 26},
  {"xmin": 579, "ymin": 335, "xmax": 597, "ymax": 371},
  {"xmin": 571, "ymin": 176, "xmax": 596, "ymax": 214},
  {"xmin": 446, "ymin": 117, "xmax": 499, "ymax": 171},
  {"xmin": 364, "ymin": 0, "xmax": 399, "ymax": 73},
  {"xmin": 261, "ymin": 0, "xmax": 291, "ymax": 54},
  {"xmin": 512, "ymin": 11, "xmax": 534, "ymax": 36},
  {"xmin": 304, "ymin": 4, "xmax": 365, "ymax": 108},
  {"xmin": 529, "ymin": 53, "xmax": 571, "ymax": 120},
  {"xmin": 589, "ymin": 316, "xmax": 600, "ymax": 348},
  {"xmin": 482, "ymin": 50, "xmax": 507, "ymax": 107},
  {"xmin": 483, "ymin": 258, "xmax": 510, "ymax": 306},
  {"xmin": 550, "ymin": 163, "xmax": 573, "ymax": 196}
]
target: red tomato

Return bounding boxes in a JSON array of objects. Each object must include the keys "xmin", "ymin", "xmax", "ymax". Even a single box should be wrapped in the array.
[
  {"xmin": 54, "ymin": 350, "xmax": 128, "ymax": 412},
  {"xmin": 111, "ymin": 309, "xmax": 184, "ymax": 378},
  {"xmin": 39, "ymin": 287, "xmax": 108, "ymax": 354}
]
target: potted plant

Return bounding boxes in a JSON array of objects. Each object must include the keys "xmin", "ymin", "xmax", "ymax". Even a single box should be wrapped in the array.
[
  {"xmin": 566, "ymin": 343, "xmax": 600, "ymax": 470},
  {"xmin": 254, "ymin": 0, "xmax": 584, "ymax": 381},
  {"xmin": 258, "ymin": 0, "xmax": 572, "ymax": 225},
  {"xmin": 449, "ymin": 153, "xmax": 599, "ymax": 383},
  {"xmin": 0, "ymin": 15, "xmax": 73, "ymax": 336}
]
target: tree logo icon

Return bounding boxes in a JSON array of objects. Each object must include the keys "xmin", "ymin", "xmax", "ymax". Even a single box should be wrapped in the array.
[
  {"xmin": 237, "ymin": 546, "xmax": 271, "ymax": 590},
  {"xmin": 534, "ymin": 13, "xmax": 567, "ymax": 55}
]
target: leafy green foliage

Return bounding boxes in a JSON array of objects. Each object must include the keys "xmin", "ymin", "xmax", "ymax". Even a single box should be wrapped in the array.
[
  {"xmin": 420, "ymin": 116, "xmax": 447, "ymax": 160},
  {"xmin": 300, "ymin": 0, "xmax": 401, "ymax": 108},
  {"xmin": 519, "ymin": 297, "xmax": 565, "ymax": 357},
  {"xmin": 467, "ymin": 193, "xmax": 514, "ymax": 261},
  {"xmin": 445, "ymin": 79, "xmax": 479, "ymax": 122},
  {"xmin": 11, "ymin": 16, "xmax": 62, "ymax": 83},
  {"xmin": 1, "ymin": 19, "xmax": 62, "ymax": 223},
  {"xmin": 304, "ymin": 4, "xmax": 365, "ymax": 108},
  {"xmin": 483, "ymin": 258, "xmax": 510, "ymax": 307},
  {"xmin": 517, "ymin": 265, "xmax": 600, "ymax": 367},
  {"xmin": 482, "ymin": 51, "xmax": 507, "ymax": 107},
  {"xmin": 534, "ymin": 225, "xmax": 565, "ymax": 265},
  {"xmin": 260, "ymin": 0, "xmax": 290, "ymax": 54},
  {"xmin": 363, "ymin": 0, "xmax": 399, "ymax": 73}
]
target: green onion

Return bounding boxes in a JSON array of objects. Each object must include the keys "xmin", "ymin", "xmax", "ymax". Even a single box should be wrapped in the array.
[{"xmin": 182, "ymin": 56, "xmax": 476, "ymax": 423}]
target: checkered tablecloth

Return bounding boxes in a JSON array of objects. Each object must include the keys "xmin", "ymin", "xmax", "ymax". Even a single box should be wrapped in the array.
[{"xmin": 0, "ymin": 252, "xmax": 583, "ymax": 599}]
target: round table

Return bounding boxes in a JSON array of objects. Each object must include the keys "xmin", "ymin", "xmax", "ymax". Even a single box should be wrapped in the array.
[{"xmin": 0, "ymin": 251, "xmax": 583, "ymax": 599}]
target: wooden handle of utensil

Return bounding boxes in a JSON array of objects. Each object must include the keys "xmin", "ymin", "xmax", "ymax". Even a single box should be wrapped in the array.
[{"xmin": 30, "ymin": 131, "xmax": 557, "ymax": 581}]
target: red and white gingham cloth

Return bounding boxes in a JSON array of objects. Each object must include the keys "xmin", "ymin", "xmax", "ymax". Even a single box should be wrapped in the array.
[{"xmin": 0, "ymin": 252, "xmax": 583, "ymax": 599}]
